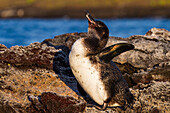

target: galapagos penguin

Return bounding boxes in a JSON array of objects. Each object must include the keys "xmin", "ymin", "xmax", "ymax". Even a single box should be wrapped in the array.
[{"xmin": 69, "ymin": 11, "xmax": 134, "ymax": 110}]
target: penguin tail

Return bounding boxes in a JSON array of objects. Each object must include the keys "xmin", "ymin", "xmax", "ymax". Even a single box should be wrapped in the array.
[
  {"xmin": 108, "ymin": 91, "xmax": 134, "ymax": 110},
  {"xmin": 126, "ymin": 92, "xmax": 134, "ymax": 109}
]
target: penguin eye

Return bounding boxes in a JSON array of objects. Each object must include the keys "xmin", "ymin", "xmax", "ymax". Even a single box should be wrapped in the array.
[
  {"xmin": 97, "ymin": 25, "xmax": 103, "ymax": 28},
  {"xmin": 96, "ymin": 24, "xmax": 104, "ymax": 29}
]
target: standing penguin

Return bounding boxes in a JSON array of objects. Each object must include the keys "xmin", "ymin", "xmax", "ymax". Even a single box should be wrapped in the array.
[{"xmin": 69, "ymin": 11, "xmax": 134, "ymax": 110}]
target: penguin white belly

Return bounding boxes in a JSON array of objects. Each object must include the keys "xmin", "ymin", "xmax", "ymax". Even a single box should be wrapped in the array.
[{"xmin": 69, "ymin": 54, "xmax": 107, "ymax": 105}]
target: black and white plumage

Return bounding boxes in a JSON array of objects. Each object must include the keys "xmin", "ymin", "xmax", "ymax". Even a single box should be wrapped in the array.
[{"xmin": 69, "ymin": 11, "xmax": 134, "ymax": 110}]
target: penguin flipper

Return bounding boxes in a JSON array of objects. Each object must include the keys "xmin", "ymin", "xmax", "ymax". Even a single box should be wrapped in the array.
[{"xmin": 97, "ymin": 43, "xmax": 134, "ymax": 63}]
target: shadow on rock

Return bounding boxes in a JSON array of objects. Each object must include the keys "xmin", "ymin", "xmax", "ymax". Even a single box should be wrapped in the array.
[
  {"xmin": 51, "ymin": 45, "xmax": 96, "ymax": 105},
  {"xmin": 43, "ymin": 34, "xmax": 95, "ymax": 105},
  {"xmin": 51, "ymin": 45, "xmax": 80, "ymax": 95}
]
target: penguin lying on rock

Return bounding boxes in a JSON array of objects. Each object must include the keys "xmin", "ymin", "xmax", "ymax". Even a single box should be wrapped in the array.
[{"xmin": 69, "ymin": 11, "xmax": 134, "ymax": 110}]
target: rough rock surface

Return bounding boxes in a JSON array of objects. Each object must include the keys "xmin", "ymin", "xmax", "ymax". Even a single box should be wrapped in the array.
[
  {"xmin": 85, "ymin": 81, "xmax": 170, "ymax": 113},
  {"xmin": 0, "ymin": 28, "xmax": 169, "ymax": 113},
  {"xmin": 28, "ymin": 92, "xmax": 86, "ymax": 113},
  {"xmin": 43, "ymin": 28, "xmax": 170, "ymax": 85},
  {"xmin": 108, "ymin": 28, "xmax": 170, "ymax": 85},
  {"xmin": 0, "ymin": 42, "xmax": 58, "ymax": 69}
]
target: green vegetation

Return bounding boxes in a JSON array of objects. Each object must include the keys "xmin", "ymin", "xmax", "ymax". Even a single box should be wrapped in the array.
[
  {"xmin": 0, "ymin": 0, "xmax": 169, "ymax": 9},
  {"xmin": 26, "ymin": 0, "xmax": 35, "ymax": 4},
  {"xmin": 150, "ymin": 0, "xmax": 170, "ymax": 7}
]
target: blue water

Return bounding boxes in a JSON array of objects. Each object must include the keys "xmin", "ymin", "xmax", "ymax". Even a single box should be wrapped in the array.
[{"xmin": 0, "ymin": 18, "xmax": 170, "ymax": 48}]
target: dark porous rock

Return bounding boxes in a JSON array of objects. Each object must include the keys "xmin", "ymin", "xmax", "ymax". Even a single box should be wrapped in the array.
[
  {"xmin": 106, "ymin": 28, "xmax": 170, "ymax": 84},
  {"xmin": 0, "ymin": 42, "xmax": 58, "ymax": 69},
  {"xmin": 27, "ymin": 92, "xmax": 86, "ymax": 113},
  {"xmin": 131, "ymin": 81, "xmax": 170, "ymax": 112},
  {"xmin": 0, "ymin": 41, "xmax": 85, "ymax": 113},
  {"xmin": 145, "ymin": 28, "xmax": 170, "ymax": 41},
  {"xmin": 0, "ymin": 28, "xmax": 169, "ymax": 113},
  {"xmin": 0, "ymin": 61, "xmax": 82, "ymax": 112},
  {"xmin": 85, "ymin": 81, "xmax": 170, "ymax": 113},
  {"xmin": 42, "ymin": 32, "xmax": 87, "ymax": 49},
  {"xmin": 52, "ymin": 45, "xmax": 73, "ymax": 77},
  {"xmin": 107, "ymin": 28, "xmax": 170, "ymax": 69},
  {"xmin": 41, "ymin": 92, "xmax": 86, "ymax": 113},
  {"xmin": 42, "ymin": 28, "xmax": 170, "ymax": 84}
]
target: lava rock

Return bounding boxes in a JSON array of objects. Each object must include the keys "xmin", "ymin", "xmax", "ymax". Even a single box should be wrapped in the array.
[
  {"xmin": 40, "ymin": 92, "xmax": 86, "ymax": 113},
  {"xmin": 0, "ymin": 28, "xmax": 169, "ymax": 113},
  {"xmin": 0, "ymin": 42, "xmax": 58, "ymax": 69},
  {"xmin": 27, "ymin": 92, "xmax": 86, "ymax": 113}
]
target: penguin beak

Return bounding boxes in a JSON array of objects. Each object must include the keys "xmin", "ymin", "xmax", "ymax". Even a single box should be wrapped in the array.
[{"xmin": 85, "ymin": 10, "xmax": 96, "ymax": 25}]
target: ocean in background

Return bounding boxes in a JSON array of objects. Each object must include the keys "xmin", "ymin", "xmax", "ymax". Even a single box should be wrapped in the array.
[{"xmin": 0, "ymin": 18, "xmax": 170, "ymax": 48}]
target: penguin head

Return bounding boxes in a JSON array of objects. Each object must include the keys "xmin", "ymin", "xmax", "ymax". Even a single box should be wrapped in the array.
[{"xmin": 85, "ymin": 11, "xmax": 109, "ymax": 40}]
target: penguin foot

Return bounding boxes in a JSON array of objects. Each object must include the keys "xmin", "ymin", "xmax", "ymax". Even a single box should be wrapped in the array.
[
  {"xmin": 86, "ymin": 102, "xmax": 109, "ymax": 111},
  {"xmin": 87, "ymin": 104, "xmax": 104, "ymax": 111},
  {"xmin": 102, "ymin": 102, "xmax": 108, "ymax": 110}
]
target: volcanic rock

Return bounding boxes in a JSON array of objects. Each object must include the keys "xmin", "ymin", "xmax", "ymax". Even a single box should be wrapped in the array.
[{"xmin": 0, "ymin": 28, "xmax": 169, "ymax": 113}]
